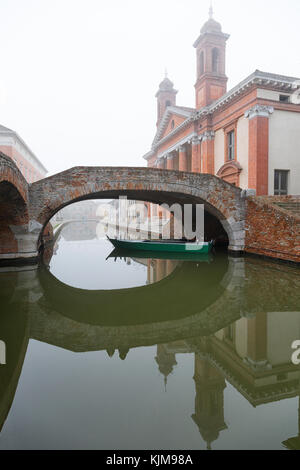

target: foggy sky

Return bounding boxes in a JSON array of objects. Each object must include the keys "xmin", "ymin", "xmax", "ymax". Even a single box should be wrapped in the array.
[{"xmin": 0, "ymin": 0, "xmax": 299, "ymax": 176}]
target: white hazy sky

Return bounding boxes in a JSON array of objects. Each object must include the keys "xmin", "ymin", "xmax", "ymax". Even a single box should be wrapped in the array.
[{"xmin": 0, "ymin": 0, "xmax": 299, "ymax": 176}]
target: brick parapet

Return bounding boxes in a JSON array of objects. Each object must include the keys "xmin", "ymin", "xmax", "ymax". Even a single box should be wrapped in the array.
[{"xmin": 245, "ymin": 196, "xmax": 300, "ymax": 263}]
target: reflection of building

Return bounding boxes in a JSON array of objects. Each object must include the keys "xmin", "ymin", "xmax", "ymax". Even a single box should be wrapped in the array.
[
  {"xmin": 200, "ymin": 312, "xmax": 300, "ymax": 406},
  {"xmin": 147, "ymin": 259, "xmax": 178, "ymax": 284},
  {"xmin": 0, "ymin": 124, "xmax": 47, "ymax": 182},
  {"xmin": 143, "ymin": 8, "xmax": 300, "ymax": 196},
  {"xmin": 60, "ymin": 221, "xmax": 98, "ymax": 241},
  {"xmin": 192, "ymin": 354, "xmax": 227, "ymax": 450},
  {"xmin": 2, "ymin": 255, "xmax": 300, "ymax": 449},
  {"xmin": 157, "ymin": 310, "xmax": 300, "ymax": 448}
]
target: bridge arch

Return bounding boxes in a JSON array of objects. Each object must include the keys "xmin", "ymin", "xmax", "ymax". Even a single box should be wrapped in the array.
[
  {"xmin": 0, "ymin": 152, "xmax": 29, "ymax": 203},
  {"xmin": 0, "ymin": 153, "xmax": 30, "ymax": 260},
  {"xmin": 30, "ymin": 167, "xmax": 246, "ymax": 253}
]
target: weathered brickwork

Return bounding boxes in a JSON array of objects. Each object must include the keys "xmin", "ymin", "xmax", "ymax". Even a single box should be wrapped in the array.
[
  {"xmin": 245, "ymin": 196, "xmax": 300, "ymax": 263},
  {"xmin": 0, "ymin": 152, "xmax": 29, "ymax": 203},
  {"xmin": 0, "ymin": 153, "xmax": 29, "ymax": 256},
  {"xmin": 29, "ymin": 166, "xmax": 247, "ymax": 253}
]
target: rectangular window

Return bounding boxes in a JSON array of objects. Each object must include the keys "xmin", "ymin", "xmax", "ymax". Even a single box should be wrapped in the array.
[
  {"xmin": 279, "ymin": 94, "xmax": 290, "ymax": 103},
  {"xmin": 274, "ymin": 170, "xmax": 289, "ymax": 195},
  {"xmin": 227, "ymin": 130, "xmax": 235, "ymax": 161}
]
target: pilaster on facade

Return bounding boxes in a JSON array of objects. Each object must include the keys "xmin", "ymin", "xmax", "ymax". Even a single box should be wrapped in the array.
[
  {"xmin": 166, "ymin": 152, "xmax": 175, "ymax": 160},
  {"xmin": 166, "ymin": 152, "xmax": 174, "ymax": 170},
  {"xmin": 179, "ymin": 145, "xmax": 188, "ymax": 172},
  {"xmin": 202, "ymin": 130, "xmax": 215, "ymax": 141},
  {"xmin": 201, "ymin": 131, "xmax": 215, "ymax": 175},
  {"xmin": 192, "ymin": 137, "xmax": 201, "ymax": 173},
  {"xmin": 244, "ymin": 105, "xmax": 274, "ymax": 120},
  {"xmin": 245, "ymin": 105, "xmax": 272, "ymax": 195},
  {"xmin": 158, "ymin": 157, "xmax": 166, "ymax": 169}
]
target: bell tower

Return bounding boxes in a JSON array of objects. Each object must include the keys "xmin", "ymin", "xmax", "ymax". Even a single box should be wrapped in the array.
[
  {"xmin": 193, "ymin": 5, "xmax": 229, "ymax": 109},
  {"xmin": 156, "ymin": 73, "xmax": 178, "ymax": 127}
]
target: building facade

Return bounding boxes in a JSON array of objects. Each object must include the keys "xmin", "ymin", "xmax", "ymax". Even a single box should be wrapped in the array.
[
  {"xmin": 0, "ymin": 124, "xmax": 47, "ymax": 183},
  {"xmin": 143, "ymin": 10, "xmax": 300, "ymax": 197}
]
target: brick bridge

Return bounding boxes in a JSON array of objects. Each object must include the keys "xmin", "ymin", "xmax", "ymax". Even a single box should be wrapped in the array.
[{"xmin": 0, "ymin": 152, "xmax": 299, "ymax": 264}]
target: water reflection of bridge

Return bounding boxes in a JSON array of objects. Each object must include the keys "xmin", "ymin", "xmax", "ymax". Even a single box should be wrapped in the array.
[{"xmin": 1, "ymin": 248, "xmax": 300, "ymax": 448}]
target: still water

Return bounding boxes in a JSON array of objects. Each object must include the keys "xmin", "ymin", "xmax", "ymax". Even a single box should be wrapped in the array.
[{"xmin": 0, "ymin": 221, "xmax": 300, "ymax": 450}]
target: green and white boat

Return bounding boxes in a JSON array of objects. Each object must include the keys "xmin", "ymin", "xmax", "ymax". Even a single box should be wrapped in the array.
[{"xmin": 107, "ymin": 237, "xmax": 213, "ymax": 254}]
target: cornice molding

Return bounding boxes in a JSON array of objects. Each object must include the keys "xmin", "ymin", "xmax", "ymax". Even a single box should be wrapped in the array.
[
  {"xmin": 194, "ymin": 70, "xmax": 299, "ymax": 121},
  {"xmin": 152, "ymin": 106, "xmax": 195, "ymax": 147},
  {"xmin": 157, "ymin": 132, "xmax": 197, "ymax": 160},
  {"xmin": 144, "ymin": 70, "xmax": 299, "ymax": 161}
]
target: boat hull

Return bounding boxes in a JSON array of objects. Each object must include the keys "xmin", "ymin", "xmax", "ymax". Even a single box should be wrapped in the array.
[{"xmin": 108, "ymin": 238, "xmax": 212, "ymax": 254}]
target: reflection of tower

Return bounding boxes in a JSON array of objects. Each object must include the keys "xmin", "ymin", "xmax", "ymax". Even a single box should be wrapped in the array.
[
  {"xmin": 119, "ymin": 348, "xmax": 129, "ymax": 360},
  {"xmin": 147, "ymin": 259, "xmax": 178, "ymax": 285},
  {"xmin": 192, "ymin": 354, "xmax": 227, "ymax": 450},
  {"xmin": 106, "ymin": 347, "xmax": 115, "ymax": 357},
  {"xmin": 155, "ymin": 344, "xmax": 177, "ymax": 390}
]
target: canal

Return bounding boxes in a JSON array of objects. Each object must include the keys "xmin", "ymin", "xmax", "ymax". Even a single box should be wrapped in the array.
[{"xmin": 0, "ymin": 220, "xmax": 299, "ymax": 450}]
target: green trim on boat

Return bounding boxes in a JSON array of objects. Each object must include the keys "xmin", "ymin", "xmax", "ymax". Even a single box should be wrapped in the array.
[
  {"xmin": 107, "ymin": 247, "xmax": 213, "ymax": 262},
  {"xmin": 107, "ymin": 238, "xmax": 212, "ymax": 254}
]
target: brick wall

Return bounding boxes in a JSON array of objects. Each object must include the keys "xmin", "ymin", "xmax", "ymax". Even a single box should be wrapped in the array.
[{"xmin": 245, "ymin": 196, "xmax": 300, "ymax": 263}]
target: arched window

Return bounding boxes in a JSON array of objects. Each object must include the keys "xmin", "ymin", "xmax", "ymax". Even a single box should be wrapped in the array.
[
  {"xmin": 165, "ymin": 100, "xmax": 171, "ymax": 108},
  {"xmin": 212, "ymin": 48, "xmax": 219, "ymax": 73},
  {"xmin": 199, "ymin": 51, "xmax": 204, "ymax": 75}
]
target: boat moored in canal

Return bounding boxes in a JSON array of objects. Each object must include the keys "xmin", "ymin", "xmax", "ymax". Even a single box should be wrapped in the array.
[{"xmin": 107, "ymin": 237, "xmax": 213, "ymax": 255}]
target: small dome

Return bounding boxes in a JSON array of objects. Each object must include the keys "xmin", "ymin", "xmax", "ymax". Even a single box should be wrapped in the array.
[
  {"xmin": 159, "ymin": 77, "xmax": 175, "ymax": 91},
  {"xmin": 200, "ymin": 17, "xmax": 222, "ymax": 34}
]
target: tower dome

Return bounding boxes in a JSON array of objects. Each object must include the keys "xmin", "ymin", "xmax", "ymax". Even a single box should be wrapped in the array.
[
  {"xmin": 200, "ymin": 17, "xmax": 222, "ymax": 34},
  {"xmin": 158, "ymin": 76, "xmax": 175, "ymax": 92}
]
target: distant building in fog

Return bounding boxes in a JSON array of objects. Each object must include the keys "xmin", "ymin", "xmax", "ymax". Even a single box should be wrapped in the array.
[
  {"xmin": 0, "ymin": 124, "xmax": 47, "ymax": 183},
  {"xmin": 54, "ymin": 200, "xmax": 99, "ymax": 221}
]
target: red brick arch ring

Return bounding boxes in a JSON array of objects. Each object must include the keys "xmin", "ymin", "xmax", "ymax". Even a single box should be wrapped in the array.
[
  {"xmin": 30, "ymin": 167, "xmax": 246, "ymax": 252},
  {"xmin": 0, "ymin": 152, "xmax": 29, "ymax": 204},
  {"xmin": 0, "ymin": 153, "xmax": 30, "ymax": 256}
]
